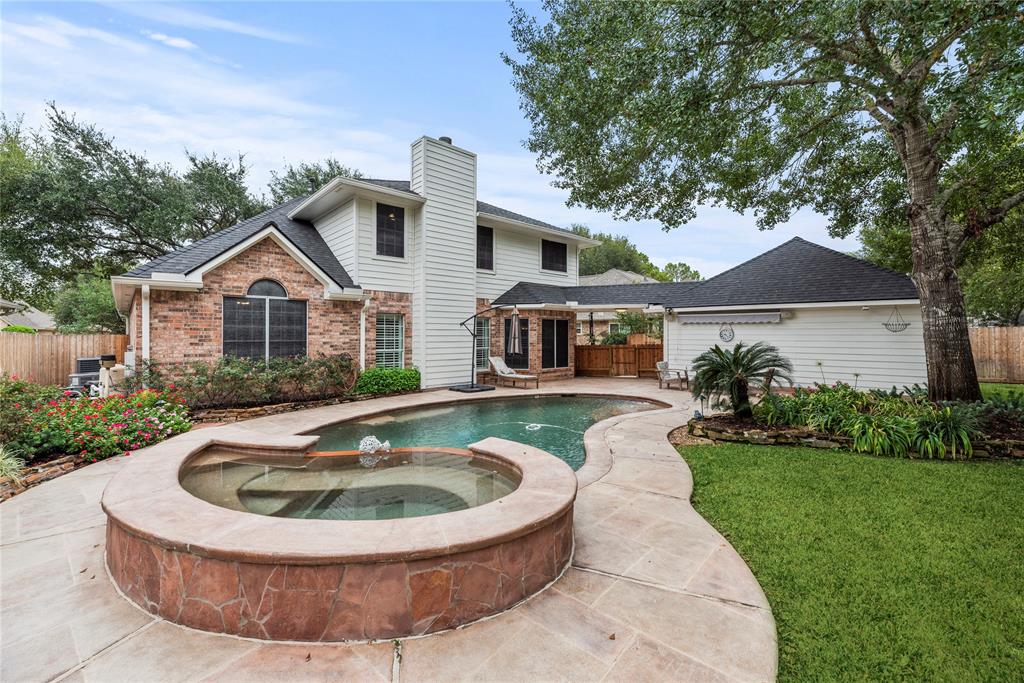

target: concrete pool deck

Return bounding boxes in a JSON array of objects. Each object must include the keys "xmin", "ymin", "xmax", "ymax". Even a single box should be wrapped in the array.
[{"xmin": 0, "ymin": 378, "xmax": 777, "ymax": 682}]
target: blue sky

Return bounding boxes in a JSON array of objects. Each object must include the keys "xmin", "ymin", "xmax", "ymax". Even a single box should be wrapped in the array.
[{"xmin": 1, "ymin": 1, "xmax": 857, "ymax": 277}]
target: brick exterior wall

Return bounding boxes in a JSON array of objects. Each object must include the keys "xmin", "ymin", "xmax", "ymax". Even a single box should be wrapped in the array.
[
  {"xmin": 475, "ymin": 299, "xmax": 576, "ymax": 381},
  {"xmin": 363, "ymin": 289, "xmax": 413, "ymax": 369},
  {"xmin": 142, "ymin": 237, "xmax": 362, "ymax": 365}
]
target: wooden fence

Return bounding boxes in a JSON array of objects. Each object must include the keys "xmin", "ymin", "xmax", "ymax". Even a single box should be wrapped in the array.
[
  {"xmin": 575, "ymin": 344, "xmax": 663, "ymax": 378},
  {"xmin": 0, "ymin": 333, "xmax": 129, "ymax": 386},
  {"xmin": 969, "ymin": 326, "xmax": 1023, "ymax": 384}
]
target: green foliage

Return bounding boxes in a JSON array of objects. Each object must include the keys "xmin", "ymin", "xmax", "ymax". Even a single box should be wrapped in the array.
[
  {"xmin": 570, "ymin": 224, "xmax": 662, "ymax": 279},
  {"xmin": 842, "ymin": 413, "xmax": 916, "ymax": 458},
  {"xmin": 354, "ymin": 367, "xmax": 421, "ymax": 395},
  {"xmin": 912, "ymin": 406, "xmax": 978, "ymax": 459},
  {"xmin": 656, "ymin": 262, "xmax": 701, "ymax": 282},
  {"xmin": 600, "ymin": 331, "xmax": 628, "ymax": 346},
  {"xmin": 611, "ymin": 311, "xmax": 662, "ymax": 339},
  {"xmin": 52, "ymin": 275, "xmax": 123, "ymax": 333},
  {"xmin": 682, "ymin": 443, "xmax": 1024, "ymax": 680},
  {"xmin": 268, "ymin": 159, "xmax": 363, "ymax": 204},
  {"xmin": 1, "ymin": 373, "xmax": 190, "ymax": 461},
  {"xmin": 1, "ymin": 324, "xmax": 35, "ymax": 333},
  {"xmin": 752, "ymin": 381, "xmax": 1006, "ymax": 458},
  {"xmin": 124, "ymin": 355, "xmax": 358, "ymax": 409},
  {"xmin": 0, "ymin": 375, "xmax": 64, "ymax": 445},
  {"xmin": 691, "ymin": 342, "xmax": 793, "ymax": 418},
  {"xmin": 0, "ymin": 443, "xmax": 26, "ymax": 482},
  {"xmin": 0, "ymin": 108, "xmax": 267, "ymax": 305}
]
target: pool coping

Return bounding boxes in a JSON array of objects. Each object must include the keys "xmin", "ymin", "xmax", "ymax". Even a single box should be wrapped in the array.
[{"xmin": 99, "ymin": 389, "xmax": 670, "ymax": 565}]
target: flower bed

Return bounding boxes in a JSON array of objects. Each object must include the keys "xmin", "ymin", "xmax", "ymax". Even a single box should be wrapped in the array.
[{"xmin": 2, "ymin": 374, "xmax": 191, "ymax": 467}]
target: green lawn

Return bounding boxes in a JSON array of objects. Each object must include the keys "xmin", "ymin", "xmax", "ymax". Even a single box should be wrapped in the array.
[
  {"xmin": 981, "ymin": 382, "xmax": 1024, "ymax": 400},
  {"xmin": 680, "ymin": 444, "xmax": 1024, "ymax": 682}
]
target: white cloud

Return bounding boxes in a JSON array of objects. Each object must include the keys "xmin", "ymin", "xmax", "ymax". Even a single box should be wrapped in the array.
[
  {"xmin": 1, "ymin": 12, "xmax": 855, "ymax": 280},
  {"xmin": 110, "ymin": 3, "xmax": 303, "ymax": 44},
  {"xmin": 142, "ymin": 30, "xmax": 197, "ymax": 50}
]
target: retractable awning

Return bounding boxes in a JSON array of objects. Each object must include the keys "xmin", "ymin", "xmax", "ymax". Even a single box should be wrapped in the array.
[{"xmin": 674, "ymin": 312, "xmax": 782, "ymax": 324}]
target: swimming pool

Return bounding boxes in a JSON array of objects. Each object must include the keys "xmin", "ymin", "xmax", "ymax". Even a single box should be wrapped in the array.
[{"xmin": 310, "ymin": 395, "xmax": 658, "ymax": 470}]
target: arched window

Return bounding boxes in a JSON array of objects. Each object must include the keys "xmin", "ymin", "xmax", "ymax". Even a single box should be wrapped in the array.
[
  {"xmin": 223, "ymin": 279, "xmax": 306, "ymax": 361},
  {"xmin": 247, "ymin": 279, "xmax": 286, "ymax": 298}
]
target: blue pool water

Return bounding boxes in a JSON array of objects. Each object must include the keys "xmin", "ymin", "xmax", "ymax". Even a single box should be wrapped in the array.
[{"xmin": 310, "ymin": 395, "xmax": 657, "ymax": 470}]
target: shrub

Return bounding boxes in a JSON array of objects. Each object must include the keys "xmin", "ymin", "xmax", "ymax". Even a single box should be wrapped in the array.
[
  {"xmin": 753, "ymin": 393, "xmax": 803, "ymax": 427},
  {"xmin": 0, "ymin": 443, "xmax": 26, "ymax": 481},
  {"xmin": 14, "ymin": 389, "xmax": 191, "ymax": 462},
  {"xmin": 692, "ymin": 342, "xmax": 793, "ymax": 418},
  {"xmin": 1, "ymin": 324, "xmax": 36, "ymax": 333},
  {"xmin": 601, "ymin": 331, "xmax": 629, "ymax": 345},
  {"xmin": 843, "ymin": 413, "xmax": 916, "ymax": 458},
  {"xmin": 913, "ymin": 406, "xmax": 978, "ymax": 459},
  {"xmin": 354, "ymin": 367, "xmax": 421, "ymax": 395},
  {"xmin": 0, "ymin": 375, "xmax": 64, "ymax": 444},
  {"xmin": 123, "ymin": 354, "xmax": 357, "ymax": 409}
]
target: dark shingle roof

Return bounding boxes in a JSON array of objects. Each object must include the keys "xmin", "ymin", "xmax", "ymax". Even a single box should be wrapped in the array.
[
  {"xmin": 359, "ymin": 179, "xmax": 580, "ymax": 238},
  {"xmin": 122, "ymin": 197, "xmax": 357, "ymax": 288},
  {"xmin": 492, "ymin": 238, "xmax": 918, "ymax": 309},
  {"xmin": 493, "ymin": 281, "xmax": 701, "ymax": 306},
  {"xmin": 662, "ymin": 237, "xmax": 918, "ymax": 308}
]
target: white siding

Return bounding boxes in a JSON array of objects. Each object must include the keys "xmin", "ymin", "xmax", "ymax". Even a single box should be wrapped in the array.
[
  {"xmin": 475, "ymin": 226, "xmax": 579, "ymax": 300},
  {"xmin": 313, "ymin": 199, "xmax": 357, "ymax": 281},
  {"xmin": 666, "ymin": 304, "xmax": 927, "ymax": 390},
  {"xmin": 354, "ymin": 197, "xmax": 415, "ymax": 292},
  {"xmin": 411, "ymin": 137, "xmax": 478, "ymax": 387}
]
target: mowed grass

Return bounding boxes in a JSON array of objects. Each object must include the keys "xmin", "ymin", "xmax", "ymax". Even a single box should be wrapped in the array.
[
  {"xmin": 680, "ymin": 444, "xmax": 1024, "ymax": 682},
  {"xmin": 980, "ymin": 382, "xmax": 1024, "ymax": 400}
]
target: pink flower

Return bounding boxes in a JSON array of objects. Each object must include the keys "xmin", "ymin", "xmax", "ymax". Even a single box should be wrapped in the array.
[{"xmin": 13, "ymin": 402, "xmax": 20, "ymax": 409}]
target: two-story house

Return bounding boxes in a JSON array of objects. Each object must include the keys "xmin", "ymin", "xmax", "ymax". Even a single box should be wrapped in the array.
[{"xmin": 111, "ymin": 135, "xmax": 599, "ymax": 388}]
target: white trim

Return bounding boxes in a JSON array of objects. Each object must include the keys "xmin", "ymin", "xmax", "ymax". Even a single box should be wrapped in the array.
[
  {"xmin": 141, "ymin": 285, "xmax": 150, "ymax": 362},
  {"xmin": 371, "ymin": 199, "xmax": 409, "ymax": 261},
  {"xmin": 359, "ymin": 298, "xmax": 371, "ymax": 371},
  {"xmin": 665, "ymin": 299, "xmax": 920, "ymax": 313},
  {"xmin": 288, "ymin": 177, "xmax": 424, "ymax": 221},
  {"xmin": 476, "ymin": 212, "xmax": 600, "ymax": 246}
]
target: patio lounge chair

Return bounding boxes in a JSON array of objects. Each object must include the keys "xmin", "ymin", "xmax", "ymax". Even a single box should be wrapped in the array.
[
  {"xmin": 489, "ymin": 357, "xmax": 540, "ymax": 389},
  {"xmin": 656, "ymin": 361, "xmax": 688, "ymax": 390}
]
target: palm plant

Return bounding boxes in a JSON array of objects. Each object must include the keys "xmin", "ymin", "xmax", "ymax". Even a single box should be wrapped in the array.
[{"xmin": 691, "ymin": 342, "xmax": 793, "ymax": 418}]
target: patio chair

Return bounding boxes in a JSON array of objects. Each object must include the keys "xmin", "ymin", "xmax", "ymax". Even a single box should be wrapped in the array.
[
  {"xmin": 656, "ymin": 361, "xmax": 688, "ymax": 390},
  {"xmin": 489, "ymin": 357, "xmax": 540, "ymax": 389}
]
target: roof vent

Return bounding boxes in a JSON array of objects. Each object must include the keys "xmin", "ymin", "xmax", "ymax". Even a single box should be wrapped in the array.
[{"xmin": 438, "ymin": 136, "xmax": 453, "ymax": 144}]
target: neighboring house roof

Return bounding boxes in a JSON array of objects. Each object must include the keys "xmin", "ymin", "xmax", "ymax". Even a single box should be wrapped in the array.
[
  {"xmin": 662, "ymin": 237, "xmax": 918, "ymax": 309},
  {"xmin": 358, "ymin": 179, "xmax": 582, "ymax": 239},
  {"xmin": 0, "ymin": 302, "xmax": 57, "ymax": 330},
  {"xmin": 493, "ymin": 281, "xmax": 701, "ymax": 307},
  {"xmin": 493, "ymin": 238, "xmax": 918, "ymax": 309},
  {"xmin": 578, "ymin": 269, "xmax": 661, "ymax": 286},
  {"xmin": 121, "ymin": 197, "xmax": 357, "ymax": 289}
]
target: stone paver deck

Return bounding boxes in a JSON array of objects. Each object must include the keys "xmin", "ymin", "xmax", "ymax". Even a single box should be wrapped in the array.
[{"xmin": 0, "ymin": 378, "xmax": 776, "ymax": 682}]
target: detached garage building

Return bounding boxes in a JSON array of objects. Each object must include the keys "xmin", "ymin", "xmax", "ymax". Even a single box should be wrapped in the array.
[
  {"xmin": 660, "ymin": 238, "xmax": 926, "ymax": 389},
  {"xmin": 494, "ymin": 238, "xmax": 927, "ymax": 390}
]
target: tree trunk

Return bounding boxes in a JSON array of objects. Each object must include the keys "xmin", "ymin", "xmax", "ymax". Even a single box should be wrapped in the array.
[
  {"xmin": 907, "ymin": 203, "xmax": 983, "ymax": 402},
  {"xmin": 901, "ymin": 123, "xmax": 982, "ymax": 403}
]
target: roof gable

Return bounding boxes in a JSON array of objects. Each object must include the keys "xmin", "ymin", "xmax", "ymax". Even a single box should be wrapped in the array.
[
  {"xmin": 122, "ymin": 197, "xmax": 356, "ymax": 289},
  {"xmin": 662, "ymin": 237, "xmax": 918, "ymax": 309}
]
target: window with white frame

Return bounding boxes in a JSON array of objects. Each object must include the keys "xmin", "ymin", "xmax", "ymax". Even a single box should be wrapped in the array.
[
  {"xmin": 375, "ymin": 313, "xmax": 404, "ymax": 368},
  {"xmin": 576, "ymin": 322, "xmax": 583, "ymax": 334},
  {"xmin": 223, "ymin": 280, "xmax": 306, "ymax": 361},
  {"xmin": 475, "ymin": 318, "xmax": 490, "ymax": 370},
  {"xmin": 608, "ymin": 322, "xmax": 624, "ymax": 335}
]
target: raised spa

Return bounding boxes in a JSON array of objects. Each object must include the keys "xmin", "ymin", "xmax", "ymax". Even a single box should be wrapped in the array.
[
  {"xmin": 103, "ymin": 437, "xmax": 577, "ymax": 642},
  {"xmin": 181, "ymin": 448, "xmax": 521, "ymax": 520}
]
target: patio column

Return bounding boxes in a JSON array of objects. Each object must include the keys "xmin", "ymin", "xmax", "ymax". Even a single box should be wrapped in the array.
[{"xmin": 141, "ymin": 284, "xmax": 150, "ymax": 362}]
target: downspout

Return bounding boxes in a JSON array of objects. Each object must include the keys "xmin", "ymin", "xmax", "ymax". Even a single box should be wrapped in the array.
[
  {"xmin": 359, "ymin": 297, "xmax": 372, "ymax": 371},
  {"xmin": 141, "ymin": 284, "xmax": 151, "ymax": 362}
]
